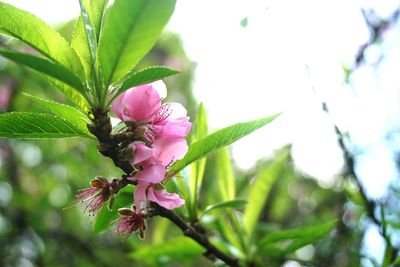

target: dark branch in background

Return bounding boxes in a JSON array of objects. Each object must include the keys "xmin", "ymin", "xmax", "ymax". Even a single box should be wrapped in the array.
[
  {"xmin": 322, "ymin": 103, "xmax": 399, "ymax": 262},
  {"xmin": 353, "ymin": 7, "xmax": 400, "ymax": 70},
  {"xmin": 308, "ymin": 6, "xmax": 400, "ymax": 263},
  {"xmin": 341, "ymin": 6, "xmax": 400, "ymax": 262},
  {"xmin": 88, "ymin": 110, "xmax": 240, "ymax": 267}
]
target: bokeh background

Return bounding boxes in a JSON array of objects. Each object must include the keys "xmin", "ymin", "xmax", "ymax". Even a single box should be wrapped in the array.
[{"xmin": 1, "ymin": 0, "xmax": 400, "ymax": 266}]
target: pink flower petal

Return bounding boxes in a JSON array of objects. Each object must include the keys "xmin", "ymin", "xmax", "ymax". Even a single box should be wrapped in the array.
[
  {"xmin": 152, "ymin": 80, "xmax": 167, "ymax": 99},
  {"xmin": 133, "ymin": 143, "xmax": 154, "ymax": 164},
  {"xmin": 134, "ymin": 182, "xmax": 148, "ymax": 212},
  {"xmin": 135, "ymin": 157, "xmax": 166, "ymax": 184},
  {"xmin": 147, "ymin": 187, "xmax": 185, "ymax": 210},
  {"xmin": 154, "ymin": 117, "xmax": 191, "ymax": 140},
  {"xmin": 112, "ymin": 84, "xmax": 162, "ymax": 122},
  {"xmin": 166, "ymin": 102, "xmax": 188, "ymax": 119},
  {"xmin": 153, "ymin": 138, "xmax": 188, "ymax": 166},
  {"xmin": 111, "ymin": 93, "xmax": 125, "ymax": 120},
  {"xmin": 125, "ymin": 84, "xmax": 161, "ymax": 122}
]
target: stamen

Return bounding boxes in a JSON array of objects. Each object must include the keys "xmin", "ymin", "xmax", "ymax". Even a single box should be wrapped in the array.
[{"xmin": 154, "ymin": 103, "xmax": 172, "ymax": 124}]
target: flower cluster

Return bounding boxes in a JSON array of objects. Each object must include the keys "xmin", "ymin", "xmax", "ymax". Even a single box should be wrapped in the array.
[{"xmin": 112, "ymin": 81, "xmax": 191, "ymax": 236}]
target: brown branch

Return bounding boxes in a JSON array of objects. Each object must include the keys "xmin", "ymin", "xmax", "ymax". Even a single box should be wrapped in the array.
[
  {"xmin": 151, "ymin": 202, "xmax": 240, "ymax": 266},
  {"xmin": 88, "ymin": 109, "xmax": 241, "ymax": 267}
]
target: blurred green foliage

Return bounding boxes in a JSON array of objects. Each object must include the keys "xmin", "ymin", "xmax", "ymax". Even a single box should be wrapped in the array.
[{"xmin": 0, "ymin": 13, "xmax": 369, "ymax": 267}]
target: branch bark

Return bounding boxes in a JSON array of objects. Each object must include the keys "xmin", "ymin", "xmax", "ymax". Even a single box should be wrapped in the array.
[{"xmin": 151, "ymin": 202, "xmax": 240, "ymax": 266}]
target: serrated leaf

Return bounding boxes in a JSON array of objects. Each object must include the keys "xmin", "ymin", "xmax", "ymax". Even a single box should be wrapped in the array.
[
  {"xmin": 72, "ymin": 0, "xmax": 108, "ymax": 80},
  {"xmin": 98, "ymin": 0, "xmax": 176, "ymax": 85},
  {"xmin": 93, "ymin": 188, "xmax": 133, "ymax": 233},
  {"xmin": 201, "ymin": 199, "xmax": 247, "ymax": 218},
  {"xmin": 0, "ymin": 50, "xmax": 89, "ymax": 111},
  {"xmin": 79, "ymin": 0, "xmax": 97, "ymax": 61},
  {"xmin": 88, "ymin": 0, "xmax": 108, "ymax": 41},
  {"xmin": 216, "ymin": 148, "xmax": 235, "ymax": 201},
  {"xmin": 258, "ymin": 220, "xmax": 337, "ymax": 255},
  {"xmin": 169, "ymin": 113, "xmax": 280, "ymax": 175},
  {"xmin": 131, "ymin": 236, "xmax": 204, "ymax": 261},
  {"xmin": 24, "ymin": 94, "xmax": 92, "ymax": 137},
  {"xmin": 71, "ymin": 17, "xmax": 92, "ymax": 80},
  {"xmin": 243, "ymin": 150, "xmax": 288, "ymax": 237},
  {"xmin": 0, "ymin": 112, "xmax": 93, "ymax": 139},
  {"xmin": 0, "ymin": 49, "xmax": 85, "ymax": 93},
  {"xmin": 112, "ymin": 66, "xmax": 179, "ymax": 101},
  {"xmin": 0, "ymin": 2, "xmax": 84, "ymax": 80},
  {"xmin": 43, "ymin": 76, "xmax": 89, "ymax": 112}
]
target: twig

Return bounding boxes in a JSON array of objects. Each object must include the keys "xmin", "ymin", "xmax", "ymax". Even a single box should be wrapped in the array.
[
  {"xmin": 151, "ymin": 202, "xmax": 240, "ymax": 266},
  {"xmin": 89, "ymin": 110, "xmax": 241, "ymax": 267},
  {"xmin": 322, "ymin": 103, "xmax": 399, "ymax": 262},
  {"xmin": 353, "ymin": 7, "xmax": 400, "ymax": 70}
]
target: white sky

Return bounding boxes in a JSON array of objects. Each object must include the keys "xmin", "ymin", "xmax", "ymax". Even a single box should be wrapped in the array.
[{"xmin": 3, "ymin": 0, "xmax": 400, "ymax": 263}]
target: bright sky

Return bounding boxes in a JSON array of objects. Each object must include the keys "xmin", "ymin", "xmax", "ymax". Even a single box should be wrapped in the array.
[{"xmin": 3, "ymin": 0, "xmax": 400, "ymax": 264}]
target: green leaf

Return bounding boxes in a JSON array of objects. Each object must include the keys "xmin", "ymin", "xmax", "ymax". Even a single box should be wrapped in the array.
[
  {"xmin": 0, "ymin": 2, "xmax": 84, "ymax": 80},
  {"xmin": 0, "ymin": 112, "xmax": 93, "ymax": 139},
  {"xmin": 0, "ymin": 49, "xmax": 85, "ymax": 93},
  {"xmin": 43, "ymin": 76, "xmax": 89, "ymax": 112},
  {"xmin": 72, "ymin": 0, "xmax": 108, "ymax": 80},
  {"xmin": 131, "ymin": 236, "xmax": 205, "ymax": 261},
  {"xmin": 23, "ymin": 94, "xmax": 92, "ymax": 137},
  {"xmin": 71, "ymin": 17, "xmax": 92, "ymax": 80},
  {"xmin": 188, "ymin": 103, "xmax": 208, "ymax": 219},
  {"xmin": 0, "ymin": 49, "xmax": 91, "ymax": 110},
  {"xmin": 201, "ymin": 199, "xmax": 247, "ymax": 218},
  {"xmin": 93, "ymin": 188, "xmax": 133, "ymax": 233},
  {"xmin": 98, "ymin": 0, "xmax": 176, "ymax": 85},
  {"xmin": 240, "ymin": 17, "xmax": 248, "ymax": 28},
  {"xmin": 79, "ymin": 0, "xmax": 97, "ymax": 61},
  {"xmin": 216, "ymin": 217, "xmax": 243, "ymax": 251},
  {"xmin": 169, "ymin": 113, "xmax": 280, "ymax": 175},
  {"xmin": 151, "ymin": 218, "xmax": 170, "ymax": 245},
  {"xmin": 258, "ymin": 220, "xmax": 337, "ymax": 255},
  {"xmin": 243, "ymin": 150, "xmax": 288, "ymax": 237},
  {"xmin": 112, "ymin": 66, "xmax": 179, "ymax": 101},
  {"xmin": 216, "ymin": 148, "xmax": 235, "ymax": 201},
  {"xmin": 88, "ymin": 0, "xmax": 108, "ymax": 41}
]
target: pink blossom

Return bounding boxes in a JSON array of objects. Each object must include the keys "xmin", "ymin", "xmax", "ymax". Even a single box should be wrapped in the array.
[
  {"xmin": 75, "ymin": 177, "xmax": 111, "ymax": 215},
  {"xmin": 134, "ymin": 181, "xmax": 185, "ymax": 212},
  {"xmin": 115, "ymin": 207, "xmax": 146, "ymax": 239},
  {"xmin": 112, "ymin": 81, "xmax": 190, "ymax": 213},
  {"xmin": 147, "ymin": 186, "xmax": 185, "ymax": 210},
  {"xmin": 112, "ymin": 81, "xmax": 191, "ymax": 167},
  {"xmin": 112, "ymin": 82, "xmax": 164, "ymax": 123},
  {"xmin": 134, "ymin": 155, "xmax": 165, "ymax": 184}
]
